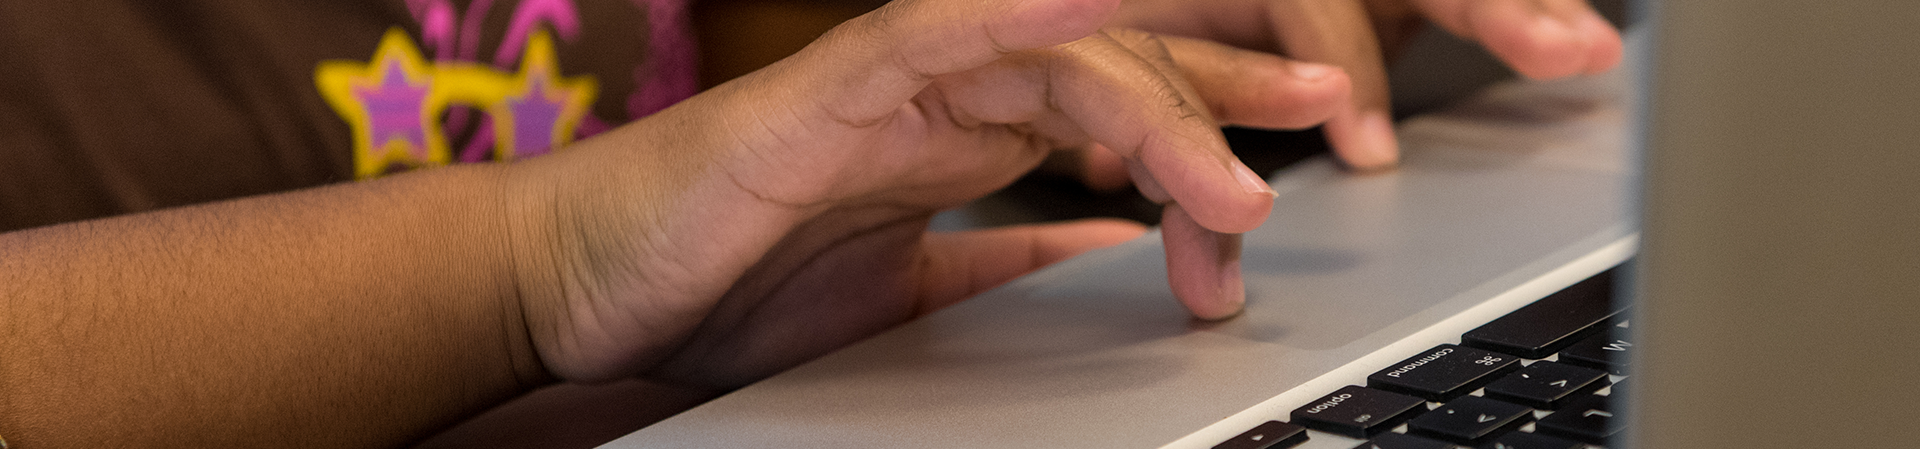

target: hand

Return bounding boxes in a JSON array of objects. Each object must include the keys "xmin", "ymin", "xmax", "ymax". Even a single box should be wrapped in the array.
[
  {"xmin": 505, "ymin": 0, "xmax": 1350, "ymax": 387},
  {"xmin": 1091, "ymin": 0, "xmax": 1624, "ymax": 172}
]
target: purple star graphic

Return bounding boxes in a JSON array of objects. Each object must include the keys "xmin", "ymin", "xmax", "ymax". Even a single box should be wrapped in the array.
[
  {"xmin": 355, "ymin": 60, "xmax": 433, "ymax": 160},
  {"xmin": 507, "ymin": 72, "xmax": 568, "ymax": 158}
]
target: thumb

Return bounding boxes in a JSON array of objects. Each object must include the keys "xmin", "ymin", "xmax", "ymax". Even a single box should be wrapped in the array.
[
  {"xmin": 915, "ymin": 218, "xmax": 1148, "ymax": 315},
  {"xmin": 784, "ymin": 0, "xmax": 1121, "ymax": 124}
]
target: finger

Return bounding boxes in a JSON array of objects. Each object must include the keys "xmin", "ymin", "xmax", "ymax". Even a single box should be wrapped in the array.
[
  {"xmin": 1046, "ymin": 143, "xmax": 1132, "ymax": 192},
  {"xmin": 1060, "ymin": 29, "xmax": 1278, "ymax": 234},
  {"xmin": 1083, "ymin": 143, "xmax": 1131, "ymax": 192},
  {"xmin": 915, "ymin": 218, "xmax": 1150, "ymax": 315},
  {"xmin": 1064, "ymin": 29, "xmax": 1349, "ymax": 196},
  {"xmin": 1411, "ymin": 0, "xmax": 1623, "ymax": 79},
  {"xmin": 1268, "ymin": 0, "xmax": 1401, "ymax": 171},
  {"xmin": 1162, "ymin": 203, "xmax": 1246, "ymax": 320},
  {"xmin": 933, "ymin": 29, "xmax": 1278, "ymax": 234},
  {"xmin": 788, "ymin": 0, "xmax": 1123, "ymax": 126},
  {"xmin": 1159, "ymin": 35, "xmax": 1352, "ymax": 131},
  {"xmin": 1126, "ymin": 155, "xmax": 1173, "ymax": 203}
]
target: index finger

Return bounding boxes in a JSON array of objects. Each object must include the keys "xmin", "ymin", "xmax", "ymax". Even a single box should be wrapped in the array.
[
  {"xmin": 928, "ymin": 28, "xmax": 1283, "ymax": 233},
  {"xmin": 1045, "ymin": 29, "xmax": 1281, "ymax": 234},
  {"xmin": 1267, "ymin": 0, "xmax": 1402, "ymax": 171}
]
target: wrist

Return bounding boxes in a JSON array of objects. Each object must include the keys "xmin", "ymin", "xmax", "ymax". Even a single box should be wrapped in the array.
[
  {"xmin": 487, "ymin": 163, "xmax": 565, "ymax": 389},
  {"xmin": 499, "ymin": 117, "xmax": 815, "ymax": 382}
]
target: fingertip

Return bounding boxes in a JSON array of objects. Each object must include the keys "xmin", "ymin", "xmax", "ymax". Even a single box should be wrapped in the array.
[
  {"xmin": 1232, "ymin": 158, "xmax": 1278, "ymax": 199},
  {"xmin": 1354, "ymin": 111, "xmax": 1401, "ymax": 169},
  {"xmin": 1464, "ymin": 1, "xmax": 1584, "ymax": 80},
  {"xmin": 1576, "ymin": 14, "xmax": 1625, "ymax": 75},
  {"xmin": 1183, "ymin": 272, "xmax": 1246, "ymax": 321},
  {"xmin": 1190, "ymin": 296, "xmax": 1246, "ymax": 321},
  {"xmin": 1228, "ymin": 195, "xmax": 1276, "ymax": 234},
  {"xmin": 1161, "ymin": 207, "xmax": 1247, "ymax": 320},
  {"xmin": 1329, "ymin": 111, "xmax": 1400, "ymax": 172},
  {"xmin": 1202, "ymin": 149, "xmax": 1279, "ymax": 234},
  {"xmin": 1511, "ymin": 15, "xmax": 1587, "ymax": 79}
]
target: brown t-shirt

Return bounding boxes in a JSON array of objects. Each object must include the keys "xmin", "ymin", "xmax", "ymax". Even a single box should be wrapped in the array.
[{"xmin": 0, "ymin": 0, "xmax": 694, "ymax": 231}]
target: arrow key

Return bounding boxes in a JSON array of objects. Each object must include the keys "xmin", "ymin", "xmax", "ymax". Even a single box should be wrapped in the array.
[
  {"xmin": 1535, "ymin": 395, "xmax": 1624, "ymax": 444},
  {"xmin": 1482, "ymin": 361, "xmax": 1609, "ymax": 410},
  {"xmin": 1407, "ymin": 396, "xmax": 1533, "ymax": 445}
]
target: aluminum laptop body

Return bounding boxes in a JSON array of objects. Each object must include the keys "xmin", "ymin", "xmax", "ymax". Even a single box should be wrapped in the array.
[
  {"xmin": 599, "ymin": 38, "xmax": 1640, "ymax": 449},
  {"xmin": 596, "ymin": 2, "xmax": 1920, "ymax": 446}
]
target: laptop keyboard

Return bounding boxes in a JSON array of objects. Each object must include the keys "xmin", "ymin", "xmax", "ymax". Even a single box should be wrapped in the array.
[{"xmin": 1216, "ymin": 265, "xmax": 1632, "ymax": 449}]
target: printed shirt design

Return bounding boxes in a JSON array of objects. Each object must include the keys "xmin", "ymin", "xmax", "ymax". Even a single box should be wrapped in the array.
[{"xmin": 315, "ymin": 0, "xmax": 694, "ymax": 179}]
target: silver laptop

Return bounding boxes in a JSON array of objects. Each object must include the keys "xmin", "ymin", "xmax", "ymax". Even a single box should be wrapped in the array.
[{"xmin": 599, "ymin": 1, "xmax": 1920, "ymax": 447}]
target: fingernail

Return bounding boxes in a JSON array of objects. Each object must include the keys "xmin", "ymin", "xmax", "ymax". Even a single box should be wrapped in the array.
[
  {"xmin": 1352, "ymin": 112, "xmax": 1399, "ymax": 169},
  {"xmin": 1231, "ymin": 158, "xmax": 1277, "ymax": 198},
  {"xmin": 1289, "ymin": 61, "xmax": 1338, "ymax": 82},
  {"xmin": 1530, "ymin": 13, "xmax": 1577, "ymax": 47}
]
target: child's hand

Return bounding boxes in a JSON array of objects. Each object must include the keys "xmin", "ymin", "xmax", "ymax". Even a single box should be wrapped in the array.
[
  {"xmin": 1094, "ymin": 0, "xmax": 1624, "ymax": 172},
  {"xmin": 507, "ymin": 0, "xmax": 1349, "ymax": 387}
]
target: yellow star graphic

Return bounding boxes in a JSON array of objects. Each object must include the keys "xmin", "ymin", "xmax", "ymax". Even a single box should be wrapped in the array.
[
  {"xmin": 316, "ymin": 28, "xmax": 452, "ymax": 179},
  {"xmin": 317, "ymin": 28, "xmax": 599, "ymax": 179}
]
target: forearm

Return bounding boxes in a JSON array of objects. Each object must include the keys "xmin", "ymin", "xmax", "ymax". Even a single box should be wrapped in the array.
[{"xmin": 0, "ymin": 164, "xmax": 543, "ymax": 448}]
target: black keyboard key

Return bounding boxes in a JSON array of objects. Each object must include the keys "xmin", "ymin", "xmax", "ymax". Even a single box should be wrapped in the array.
[
  {"xmin": 1558, "ymin": 325, "xmax": 1634, "ymax": 375},
  {"xmin": 1407, "ymin": 396, "xmax": 1534, "ymax": 444},
  {"xmin": 1214, "ymin": 420, "xmax": 1310, "ymax": 449},
  {"xmin": 1535, "ymin": 395, "xmax": 1624, "ymax": 445},
  {"xmin": 1461, "ymin": 267, "xmax": 1626, "ymax": 359},
  {"xmin": 1369, "ymin": 345, "xmax": 1522, "ymax": 401},
  {"xmin": 1481, "ymin": 361, "xmax": 1610, "ymax": 410},
  {"xmin": 1480, "ymin": 432, "xmax": 1584, "ymax": 449},
  {"xmin": 1353, "ymin": 432, "xmax": 1460, "ymax": 449},
  {"xmin": 1292, "ymin": 386, "xmax": 1430, "ymax": 438}
]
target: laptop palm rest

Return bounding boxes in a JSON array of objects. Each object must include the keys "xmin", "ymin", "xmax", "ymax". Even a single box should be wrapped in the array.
[{"xmin": 603, "ymin": 74, "xmax": 1634, "ymax": 448}]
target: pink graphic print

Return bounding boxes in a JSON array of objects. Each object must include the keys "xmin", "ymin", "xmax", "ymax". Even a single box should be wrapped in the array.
[
  {"xmin": 395, "ymin": 0, "xmax": 694, "ymax": 163},
  {"xmin": 497, "ymin": 0, "xmax": 582, "ymax": 66},
  {"xmin": 629, "ymin": 0, "xmax": 698, "ymax": 119}
]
